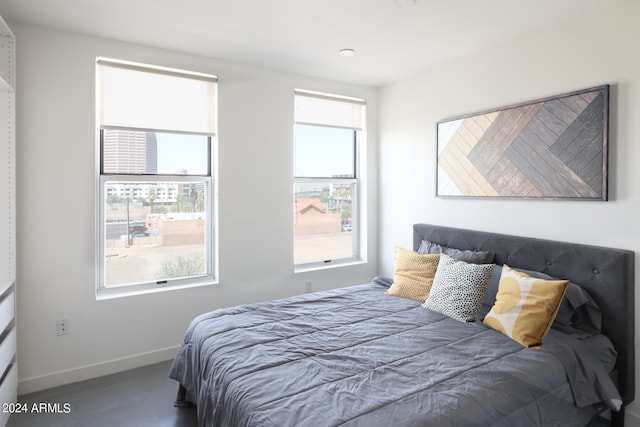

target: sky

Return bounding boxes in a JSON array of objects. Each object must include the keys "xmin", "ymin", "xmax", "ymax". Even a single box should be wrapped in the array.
[
  {"xmin": 294, "ymin": 124, "xmax": 354, "ymax": 177},
  {"xmin": 156, "ymin": 133, "xmax": 208, "ymax": 175},
  {"xmin": 155, "ymin": 125, "xmax": 354, "ymax": 177}
]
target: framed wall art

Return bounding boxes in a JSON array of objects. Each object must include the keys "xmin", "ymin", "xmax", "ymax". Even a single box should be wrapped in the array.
[{"xmin": 436, "ymin": 85, "xmax": 609, "ymax": 200}]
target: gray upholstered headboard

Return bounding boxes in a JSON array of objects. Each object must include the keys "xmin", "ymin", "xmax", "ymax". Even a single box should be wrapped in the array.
[{"xmin": 413, "ymin": 224, "xmax": 635, "ymax": 417}]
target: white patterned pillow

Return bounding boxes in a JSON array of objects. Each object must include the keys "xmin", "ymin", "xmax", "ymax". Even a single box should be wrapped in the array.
[{"xmin": 422, "ymin": 254, "xmax": 494, "ymax": 323}]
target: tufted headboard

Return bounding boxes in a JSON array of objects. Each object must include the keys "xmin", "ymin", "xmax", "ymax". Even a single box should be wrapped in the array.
[{"xmin": 413, "ymin": 224, "xmax": 635, "ymax": 421}]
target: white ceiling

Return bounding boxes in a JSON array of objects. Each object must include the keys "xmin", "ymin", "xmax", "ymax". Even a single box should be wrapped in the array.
[{"xmin": 0, "ymin": 0, "xmax": 612, "ymax": 87}]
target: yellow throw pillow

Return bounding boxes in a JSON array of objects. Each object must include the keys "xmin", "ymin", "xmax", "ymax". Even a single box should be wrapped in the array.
[
  {"xmin": 386, "ymin": 247, "xmax": 440, "ymax": 302},
  {"xmin": 483, "ymin": 265, "xmax": 569, "ymax": 349}
]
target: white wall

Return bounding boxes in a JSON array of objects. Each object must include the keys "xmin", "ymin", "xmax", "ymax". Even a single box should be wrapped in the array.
[
  {"xmin": 378, "ymin": 1, "xmax": 640, "ymax": 423},
  {"xmin": 12, "ymin": 22, "xmax": 378, "ymax": 394}
]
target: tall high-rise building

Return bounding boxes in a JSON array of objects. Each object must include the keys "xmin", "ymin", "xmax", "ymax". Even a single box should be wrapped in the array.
[{"xmin": 102, "ymin": 130, "xmax": 157, "ymax": 174}]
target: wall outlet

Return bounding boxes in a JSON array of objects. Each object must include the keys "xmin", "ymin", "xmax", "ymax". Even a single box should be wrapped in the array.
[
  {"xmin": 57, "ymin": 318, "xmax": 70, "ymax": 336},
  {"xmin": 305, "ymin": 280, "xmax": 313, "ymax": 293}
]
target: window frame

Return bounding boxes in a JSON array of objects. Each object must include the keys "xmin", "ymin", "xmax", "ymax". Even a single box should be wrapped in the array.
[
  {"xmin": 293, "ymin": 90, "xmax": 365, "ymax": 270},
  {"xmin": 96, "ymin": 58, "xmax": 218, "ymax": 297}
]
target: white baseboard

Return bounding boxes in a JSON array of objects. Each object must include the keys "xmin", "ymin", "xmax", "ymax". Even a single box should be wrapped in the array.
[{"xmin": 17, "ymin": 345, "xmax": 180, "ymax": 396}]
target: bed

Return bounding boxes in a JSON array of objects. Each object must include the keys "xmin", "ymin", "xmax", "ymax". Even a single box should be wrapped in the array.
[{"xmin": 169, "ymin": 223, "xmax": 635, "ymax": 427}]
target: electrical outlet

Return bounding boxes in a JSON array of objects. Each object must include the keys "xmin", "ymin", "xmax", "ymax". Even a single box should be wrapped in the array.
[
  {"xmin": 57, "ymin": 318, "xmax": 70, "ymax": 336},
  {"xmin": 305, "ymin": 280, "xmax": 313, "ymax": 293}
]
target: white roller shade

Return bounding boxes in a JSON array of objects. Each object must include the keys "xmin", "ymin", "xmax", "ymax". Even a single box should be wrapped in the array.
[
  {"xmin": 294, "ymin": 90, "xmax": 365, "ymax": 131},
  {"xmin": 98, "ymin": 58, "xmax": 217, "ymax": 135}
]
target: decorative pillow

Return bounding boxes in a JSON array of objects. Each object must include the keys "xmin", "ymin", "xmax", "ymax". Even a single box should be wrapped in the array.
[
  {"xmin": 481, "ymin": 266, "xmax": 601, "ymax": 337},
  {"xmin": 483, "ymin": 265, "xmax": 569, "ymax": 349},
  {"xmin": 422, "ymin": 254, "xmax": 494, "ymax": 323},
  {"xmin": 418, "ymin": 240, "xmax": 495, "ymax": 264},
  {"xmin": 386, "ymin": 247, "xmax": 440, "ymax": 302},
  {"xmin": 510, "ymin": 269, "xmax": 601, "ymax": 337}
]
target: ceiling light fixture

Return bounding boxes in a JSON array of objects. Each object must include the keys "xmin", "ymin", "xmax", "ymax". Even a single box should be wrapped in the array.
[
  {"xmin": 392, "ymin": 0, "xmax": 416, "ymax": 7},
  {"xmin": 339, "ymin": 48, "xmax": 355, "ymax": 57}
]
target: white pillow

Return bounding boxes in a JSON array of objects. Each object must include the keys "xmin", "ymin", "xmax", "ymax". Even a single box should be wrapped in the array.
[{"xmin": 422, "ymin": 254, "xmax": 494, "ymax": 323}]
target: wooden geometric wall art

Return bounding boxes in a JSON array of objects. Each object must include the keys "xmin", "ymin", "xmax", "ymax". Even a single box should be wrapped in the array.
[{"xmin": 436, "ymin": 85, "xmax": 609, "ymax": 200}]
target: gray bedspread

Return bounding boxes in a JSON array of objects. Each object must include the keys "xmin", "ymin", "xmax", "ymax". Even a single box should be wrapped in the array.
[{"xmin": 169, "ymin": 279, "xmax": 615, "ymax": 427}]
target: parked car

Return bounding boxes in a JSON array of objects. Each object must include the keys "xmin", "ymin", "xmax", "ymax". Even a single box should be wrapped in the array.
[{"xmin": 129, "ymin": 221, "xmax": 149, "ymax": 237}]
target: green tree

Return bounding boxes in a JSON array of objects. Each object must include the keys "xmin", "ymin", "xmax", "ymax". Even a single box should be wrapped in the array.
[
  {"xmin": 172, "ymin": 195, "xmax": 192, "ymax": 213},
  {"xmin": 195, "ymin": 191, "xmax": 205, "ymax": 212},
  {"xmin": 107, "ymin": 194, "xmax": 123, "ymax": 205},
  {"xmin": 341, "ymin": 204, "xmax": 352, "ymax": 221},
  {"xmin": 148, "ymin": 190, "xmax": 156, "ymax": 213}
]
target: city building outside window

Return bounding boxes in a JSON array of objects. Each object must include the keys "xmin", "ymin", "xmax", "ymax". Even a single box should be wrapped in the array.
[
  {"xmin": 293, "ymin": 90, "xmax": 365, "ymax": 268},
  {"xmin": 96, "ymin": 58, "xmax": 217, "ymax": 296}
]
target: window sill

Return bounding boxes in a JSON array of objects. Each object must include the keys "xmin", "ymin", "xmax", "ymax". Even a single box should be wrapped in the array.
[
  {"xmin": 294, "ymin": 258, "xmax": 366, "ymax": 274},
  {"xmin": 96, "ymin": 279, "xmax": 217, "ymax": 300}
]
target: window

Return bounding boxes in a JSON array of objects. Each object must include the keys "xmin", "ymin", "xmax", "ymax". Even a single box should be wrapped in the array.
[
  {"xmin": 293, "ymin": 90, "xmax": 365, "ymax": 268},
  {"xmin": 96, "ymin": 58, "xmax": 217, "ymax": 295}
]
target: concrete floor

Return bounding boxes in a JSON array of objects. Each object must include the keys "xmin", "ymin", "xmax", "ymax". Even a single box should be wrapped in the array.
[
  {"xmin": 5, "ymin": 359, "xmax": 616, "ymax": 427},
  {"xmin": 7, "ymin": 360, "xmax": 197, "ymax": 427}
]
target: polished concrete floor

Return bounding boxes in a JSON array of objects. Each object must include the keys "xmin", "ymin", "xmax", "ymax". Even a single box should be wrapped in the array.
[
  {"xmin": 7, "ymin": 360, "xmax": 197, "ymax": 427},
  {"xmin": 5, "ymin": 359, "xmax": 616, "ymax": 427}
]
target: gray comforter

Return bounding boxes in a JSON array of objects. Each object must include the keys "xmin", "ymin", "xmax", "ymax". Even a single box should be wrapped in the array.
[{"xmin": 170, "ymin": 279, "xmax": 614, "ymax": 427}]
